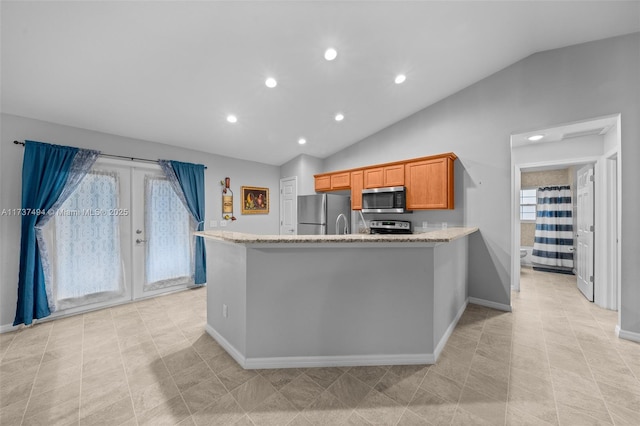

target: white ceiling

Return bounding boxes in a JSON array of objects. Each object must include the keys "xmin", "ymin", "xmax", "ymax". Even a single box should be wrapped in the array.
[{"xmin": 2, "ymin": 1, "xmax": 639, "ymax": 166}]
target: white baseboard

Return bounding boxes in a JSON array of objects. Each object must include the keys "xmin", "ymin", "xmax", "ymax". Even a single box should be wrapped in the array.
[
  {"xmin": 243, "ymin": 353, "xmax": 435, "ymax": 369},
  {"xmin": 205, "ymin": 324, "xmax": 434, "ymax": 369},
  {"xmin": 433, "ymin": 298, "xmax": 469, "ymax": 362},
  {"xmin": 616, "ymin": 325, "xmax": 640, "ymax": 343},
  {"xmin": 0, "ymin": 323, "xmax": 20, "ymax": 334},
  {"xmin": 468, "ymin": 297, "xmax": 512, "ymax": 312},
  {"xmin": 205, "ymin": 324, "xmax": 246, "ymax": 367}
]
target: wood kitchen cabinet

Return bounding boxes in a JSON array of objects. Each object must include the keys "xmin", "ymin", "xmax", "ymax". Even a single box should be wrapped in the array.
[
  {"xmin": 314, "ymin": 171, "xmax": 350, "ymax": 191},
  {"xmin": 314, "ymin": 175, "xmax": 331, "ymax": 191},
  {"xmin": 350, "ymin": 170, "xmax": 364, "ymax": 210},
  {"xmin": 405, "ymin": 155, "xmax": 456, "ymax": 209},
  {"xmin": 363, "ymin": 164, "xmax": 405, "ymax": 188},
  {"xmin": 315, "ymin": 152, "xmax": 456, "ymax": 210}
]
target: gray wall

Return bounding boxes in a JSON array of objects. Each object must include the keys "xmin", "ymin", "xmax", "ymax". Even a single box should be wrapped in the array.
[
  {"xmin": 323, "ymin": 33, "xmax": 640, "ymax": 333},
  {"xmin": 280, "ymin": 154, "xmax": 324, "ymax": 196},
  {"xmin": 0, "ymin": 113, "xmax": 280, "ymax": 329}
]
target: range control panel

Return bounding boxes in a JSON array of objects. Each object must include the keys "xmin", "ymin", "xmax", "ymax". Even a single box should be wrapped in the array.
[{"xmin": 369, "ymin": 220, "xmax": 413, "ymax": 234}]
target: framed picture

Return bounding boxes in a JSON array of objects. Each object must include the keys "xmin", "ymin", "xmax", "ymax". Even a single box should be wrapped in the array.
[{"xmin": 241, "ymin": 186, "xmax": 269, "ymax": 214}]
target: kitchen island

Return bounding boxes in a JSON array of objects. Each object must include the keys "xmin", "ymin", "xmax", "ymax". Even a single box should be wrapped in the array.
[{"xmin": 196, "ymin": 227, "xmax": 478, "ymax": 369}]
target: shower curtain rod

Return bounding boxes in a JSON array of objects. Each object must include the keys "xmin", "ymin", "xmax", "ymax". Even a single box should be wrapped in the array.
[{"xmin": 13, "ymin": 140, "xmax": 207, "ymax": 169}]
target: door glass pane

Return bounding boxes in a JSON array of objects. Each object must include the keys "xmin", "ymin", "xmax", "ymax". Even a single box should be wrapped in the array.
[
  {"xmin": 144, "ymin": 175, "xmax": 194, "ymax": 290},
  {"xmin": 52, "ymin": 170, "xmax": 124, "ymax": 309}
]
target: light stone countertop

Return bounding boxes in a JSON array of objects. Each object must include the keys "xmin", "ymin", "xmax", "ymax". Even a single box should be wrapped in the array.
[{"xmin": 195, "ymin": 227, "xmax": 478, "ymax": 244}]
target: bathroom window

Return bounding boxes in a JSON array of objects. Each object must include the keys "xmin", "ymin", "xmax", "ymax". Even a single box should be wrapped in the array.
[{"xmin": 520, "ymin": 188, "xmax": 537, "ymax": 221}]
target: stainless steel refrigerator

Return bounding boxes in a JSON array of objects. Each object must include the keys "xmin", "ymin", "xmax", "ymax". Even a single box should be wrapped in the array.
[{"xmin": 297, "ymin": 194, "xmax": 351, "ymax": 235}]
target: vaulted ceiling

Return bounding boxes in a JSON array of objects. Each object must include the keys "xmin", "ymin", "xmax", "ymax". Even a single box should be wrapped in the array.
[{"xmin": 2, "ymin": 1, "xmax": 639, "ymax": 165}]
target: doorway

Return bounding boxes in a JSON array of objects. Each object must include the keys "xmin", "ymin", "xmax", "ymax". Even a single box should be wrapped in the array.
[
  {"xmin": 280, "ymin": 176, "xmax": 297, "ymax": 235},
  {"xmin": 510, "ymin": 114, "xmax": 621, "ymax": 312}
]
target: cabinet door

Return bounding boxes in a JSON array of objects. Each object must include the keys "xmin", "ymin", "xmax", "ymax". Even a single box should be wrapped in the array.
[
  {"xmin": 363, "ymin": 167, "xmax": 384, "ymax": 189},
  {"xmin": 405, "ymin": 158, "xmax": 453, "ymax": 209},
  {"xmin": 330, "ymin": 172, "xmax": 350, "ymax": 190},
  {"xmin": 350, "ymin": 170, "xmax": 363, "ymax": 210},
  {"xmin": 383, "ymin": 165, "xmax": 405, "ymax": 187},
  {"xmin": 315, "ymin": 175, "xmax": 331, "ymax": 192}
]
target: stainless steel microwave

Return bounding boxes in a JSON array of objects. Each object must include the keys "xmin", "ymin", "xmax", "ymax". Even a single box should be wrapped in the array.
[{"xmin": 362, "ymin": 186, "xmax": 408, "ymax": 213}]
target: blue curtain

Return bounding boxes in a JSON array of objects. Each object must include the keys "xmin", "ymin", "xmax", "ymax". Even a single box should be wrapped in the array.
[
  {"xmin": 532, "ymin": 185, "xmax": 574, "ymax": 270},
  {"xmin": 14, "ymin": 141, "xmax": 79, "ymax": 325},
  {"xmin": 159, "ymin": 160, "xmax": 207, "ymax": 285}
]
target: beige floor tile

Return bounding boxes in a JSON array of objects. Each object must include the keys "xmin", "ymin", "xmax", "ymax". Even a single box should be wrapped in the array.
[
  {"xmin": 131, "ymin": 375, "xmax": 180, "ymax": 414},
  {"xmin": 32, "ymin": 361, "xmax": 81, "ymax": 396},
  {"xmin": 25, "ymin": 379, "xmax": 80, "ymax": 419},
  {"xmin": 181, "ymin": 375, "xmax": 228, "ymax": 414},
  {"xmin": 0, "ymin": 396, "xmax": 29, "ymax": 425},
  {"xmin": 301, "ymin": 390, "xmax": 352, "ymax": 425},
  {"xmin": 355, "ymin": 389, "xmax": 404, "ymax": 425},
  {"xmin": 304, "ymin": 367, "xmax": 345, "ymax": 389},
  {"xmin": 556, "ymin": 403, "xmax": 613, "ymax": 426},
  {"xmin": 247, "ymin": 391, "xmax": 298, "ymax": 426},
  {"xmin": 506, "ymin": 406, "xmax": 556, "ymax": 425},
  {"xmin": 204, "ymin": 351, "xmax": 239, "ymax": 374},
  {"xmin": 288, "ymin": 413, "xmax": 314, "ymax": 426},
  {"xmin": 327, "ymin": 372, "xmax": 372, "ymax": 408},
  {"xmin": 597, "ymin": 381, "xmax": 640, "ymax": 413},
  {"xmin": 137, "ymin": 394, "xmax": 191, "ymax": 426},
  {"xmin": 396, "ymin": 408, "xmax": 430, "ymax": 425},
  {"xmin": 22, "ymin": 396, "xmax": 79, "ymax": 426},
  {"xmin": 217, "ymin": 363, "xmax": 258, "ymax": 392},
  {"xmin": 450, "ymin": 406, "xmax": 497, "ymax": 425},
  {"xmin": 420, "ymin": 370, "xmax": 463, "ymax": 403},
  {"xmin": 279, "ymin": 373, "xmax": 325, "ymax": 410},
  {"xmin": 80, "ymin": 368, "xmax": 130, "ymax": 417},
  {"xmin": 457, "ymin": 386, "xmax": 506, "ymax": 424},
  {"xmin": 192, "ymin": 392, "xmax": 244, "ymax": 426},
  {"xmin": 258, "ymin": 368, "xmax": 303, "ymax": 390},
  {"xmin": 554, "ymin": 388, "xmax": 612, "ymax": 424},
  {"xmin": 0, "ymin": 366, "xmax": 37, "ymax": 409},
  {"xmin": 605, "ymin": 401, "xmax": 640, "ymax": 425},
  {"xmin": 190, "ymin": 334, "xmax": 226, "ymax": 360},
  {"xmin": 508, "ymin": 382, "xmax": 559, "ymax": 425},
  {"xmin": 230, "ymin": 374, "xmax": 277, "ymax": 412},
  {"xmin": 79, "ymin": 395, "xmax": 135, "ymax": 426},
  {"xmin": 465, "ymin": 368, "xmax": 509, "ymax": 401},
  {"xmin": 373, "ymin": 369, "xmax": 422, "ymax": 406},
  {"xmin": 172, "ymin": 360, "xmax": 215, "ymax": 393},
  {"xmin": 162, "ymin": 346, "xmax": 203, "ymax": 376},
  {"xmin": 429, "ymin": 350, "xmax": 472, "ymax": 385},
  {"xmin": 346, "ymin": 366, "xmax": 388, "ymax": 388},
  {"xmin": 408, "ymin": 388, "xmax": 457, "ymax": 426}
]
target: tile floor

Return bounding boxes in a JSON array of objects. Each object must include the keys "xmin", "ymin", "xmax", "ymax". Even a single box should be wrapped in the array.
[{"xmin": 1, "ymin": 268, "xmax": 639, "ymax": 425}]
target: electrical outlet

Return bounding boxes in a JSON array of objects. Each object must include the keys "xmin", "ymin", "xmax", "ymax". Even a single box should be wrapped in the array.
[
  {"xmin": 222, "ymin": 304, "xmax": 228, "ymax": 318},
  {"xmin": 220, "ymin": 220, "xmax": 227, "ymax": 227},
  {"xmin": 210, "ymin": 220, "xmax": 217, "ymax": 228}
]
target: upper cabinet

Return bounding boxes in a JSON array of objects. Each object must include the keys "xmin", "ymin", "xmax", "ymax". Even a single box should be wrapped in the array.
[
  {"xmin": 314, "ymin": 152, "xmax": 456, "ymax": 210},
  {"xmin": 405, "ymin": 155, "xmax": 456, "ymax": 210},
  {"xmin": 314, "ymin": 171, "xmax": 350, "ymax": 192},
  {"xmin": 350, "ymin": 170, "xmax": 364, "ymax": 210},
  {"xmin": 363, "ymin": 165, "xmax": 404, "ymax": 188}
]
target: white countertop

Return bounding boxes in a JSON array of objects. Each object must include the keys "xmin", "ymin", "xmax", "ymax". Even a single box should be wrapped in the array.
[{"xmin": 195, "ymin": 227, "xmax": 478, "ymax": 244}]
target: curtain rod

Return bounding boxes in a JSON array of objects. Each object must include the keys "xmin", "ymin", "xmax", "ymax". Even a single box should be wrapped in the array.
[{"xmin": 13, "ymin": 140, "xmax": 207, "ymax": 169}]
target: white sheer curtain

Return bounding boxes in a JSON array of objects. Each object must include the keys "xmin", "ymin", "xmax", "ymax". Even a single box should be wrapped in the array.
[
  {"xmin": 45, "ymin": 170, "xmax": 125, "ymax": 310},
  {"xmin": 144, "ymin": 175, "xmax": 194, "ymax": 290}
]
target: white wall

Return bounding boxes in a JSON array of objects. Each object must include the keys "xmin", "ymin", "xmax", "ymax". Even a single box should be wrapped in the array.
[
  {"xmin": 0, "ymin": 113, "xmax": 280, "ymax": 329},
  {"xmin": 280, "ymin": 154, "xmax": 324, "ymax": 195},
  {"xmin": 323, "ymin": 33, "xmax": 640, "ymax": 334}
]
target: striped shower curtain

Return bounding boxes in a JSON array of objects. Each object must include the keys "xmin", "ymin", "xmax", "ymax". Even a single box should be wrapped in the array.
[{"xmin": 532, "ymin": 185, "xmax": 574, "ymax": 269}]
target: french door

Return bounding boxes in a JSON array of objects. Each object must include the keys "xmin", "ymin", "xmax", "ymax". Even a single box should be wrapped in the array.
[{"xmin": 46, "ymin": 159, "xmax": 194, "ymax": 316}]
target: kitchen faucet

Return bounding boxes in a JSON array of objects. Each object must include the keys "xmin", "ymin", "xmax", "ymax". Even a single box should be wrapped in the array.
[{"xmin": 336, "ymin": 213, "xmax": 349, "ymax": 235}]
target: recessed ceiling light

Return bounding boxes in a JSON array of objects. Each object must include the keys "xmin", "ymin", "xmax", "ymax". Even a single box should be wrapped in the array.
[
  {"xmin": 265, "ymin": 77, "xmax": 277, "ymax": 88},
  {"xmin": 298, "ymin": 138, "xmax": 307, "ymax": 145},
  {"xmin": 528, "ymin": 134, "xmax": 545, "ymax": 141},
  {"xmin": 394, "ymin": 74, "xmax": 406, "ymax": 84},
  {"xmin": 335, "ymin": 113, "xmax": 344, "ymax": 122},
  {"xmin": 324, "ymin": 48, "xmax": 337, "ymax": 61},
  {"xmin": 226, "ymin": 115, "xmax": 237, "ymax": 123}
]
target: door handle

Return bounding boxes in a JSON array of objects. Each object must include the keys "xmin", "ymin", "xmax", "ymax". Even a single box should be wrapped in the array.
[
  {"xmin": 136, "ymin": 229, "xmax": 143, "ymax": 234},
  {"xmin": 136, "ymin": 239, "xmax": 147, "ymax": 244}
]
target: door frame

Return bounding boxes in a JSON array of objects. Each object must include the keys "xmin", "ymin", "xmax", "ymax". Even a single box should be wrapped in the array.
[
  {"xmin": 510, "ymin": 115, "xmax": 621, "ymax": 312},
  {"xmin": 279, "ymin": 176, "xmax": 298, "ymax": 235}
]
